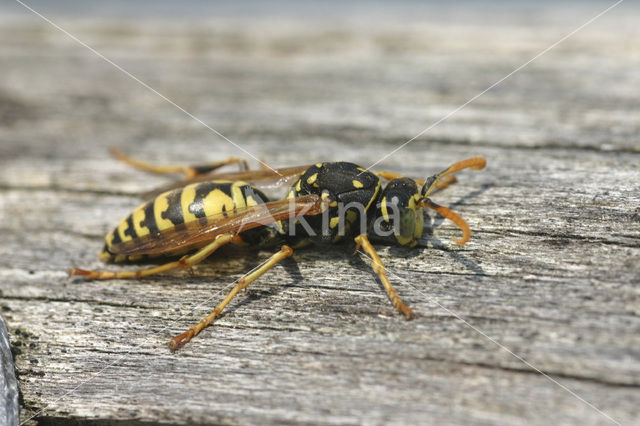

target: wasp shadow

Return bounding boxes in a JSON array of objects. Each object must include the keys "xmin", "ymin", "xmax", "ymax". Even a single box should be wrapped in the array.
[
  {"xmin": 418, "ymin": 183, "xmax": 493, "ymax": 280},
  {"xmin": 159, "ymin": 183, "xmax": 493, "ymax": 318},
  {"xmin": 175, "ymin": 246, "xmax": 307, "ymax": 319},
  {"xmin": 420, "ymin": 232, "xmax": 486, "ymax": 280}
]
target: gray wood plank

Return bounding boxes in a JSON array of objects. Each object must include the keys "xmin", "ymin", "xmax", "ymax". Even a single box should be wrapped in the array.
[{"xmin": 0, "ymin": 2, "xmax": 639, "ymax": 425}]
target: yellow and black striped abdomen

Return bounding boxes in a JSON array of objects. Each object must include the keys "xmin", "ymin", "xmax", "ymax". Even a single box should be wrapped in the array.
[{"xmin": 100, "ymin": 180, "xmax": 269, "ymax": 263}]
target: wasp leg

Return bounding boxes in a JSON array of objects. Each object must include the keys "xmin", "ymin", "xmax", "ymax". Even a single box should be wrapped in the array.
[
  {"xmin": 354, "ymin": 234, "xmax": 414, "ymax": 320},
  {"xmin": 69, "ymin": 234, "xmax": 240, "ymax": 280},
  {"xmin": 168, "ymin": 245, "xmax": 294, "ymax": 351},
  {"xmin": 375, "ymin": 171, "xmax": 457, "ymax": 192},
  {"xmin": 110, "ymin": 147, "xmax": 249, "ymax": 178}
]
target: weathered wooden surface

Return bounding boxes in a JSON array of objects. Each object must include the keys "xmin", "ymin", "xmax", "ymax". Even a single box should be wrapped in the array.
[
  {"xmin": 0, "ymin": 315, "xmax": 19, "ymax": 426},
  {"xmin": 1, "ymin": 1, "xmax": 639, "ymax": 425}
]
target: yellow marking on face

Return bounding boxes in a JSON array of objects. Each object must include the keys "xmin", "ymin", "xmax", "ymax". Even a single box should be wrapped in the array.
[
  {"xmin": 408, "ymin": 193, "xmax": 420, "ymax": 210},
  {"xmin": 393, "ymin": 218, "xmax": 415, "ymax": 246},
  {"xmin": 154, "ymin": 193, "xmax": 174, "ymax": 231},
  {"xmin": 306, "ymin": 173, "xmax": 318, "ymax": 185},
  {"xmin": 132, "ymin": 205, "xmax": 150, "ymax": 237},
  {"xmin": 381, "ymin": 197, "xmax": 389, "ymax": 221},
  {"xmin": 329, "ymin": 217, "xmax": 340, "ymax": 228},
  {"xmin": 117, "ymin": 218, "xmax": 132, "ymax": 243},
  {"xmin": 180, "ymin": 184, "xmax": 199, "ymax": 224},
  {"xmin": 352, "ymin": 180, "xmax": 364, "ymax": 189},
  {"xmin": 395, "ymin": 234, "xmax": 413, "ymax": 246},
  {"xmin": 414, "ymin": 206, "xmax": 425, "ymax": 240}
]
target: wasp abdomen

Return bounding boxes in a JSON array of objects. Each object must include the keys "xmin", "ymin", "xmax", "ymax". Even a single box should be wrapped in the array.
[{"xmin": 100, "ymin": 180, "xmax": 269, "ymax": 263}]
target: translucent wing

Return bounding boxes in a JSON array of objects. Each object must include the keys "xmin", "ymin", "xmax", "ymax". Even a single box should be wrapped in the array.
[
  {"xmin": 142, "ymin": 165, "xmax": 310, "ymax": 200},
  {"xmin": 108, "ymin": 194, "xmax": 323, "ymax": 256}
]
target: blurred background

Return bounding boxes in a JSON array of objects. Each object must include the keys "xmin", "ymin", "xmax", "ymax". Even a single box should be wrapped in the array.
[
  {"xmin": 1, "ymin": 0, "xmax": 638, "ymax": 173},
  {"xmin": 1, "ymin": 1, "xmax": 639, "ymax": 425}
]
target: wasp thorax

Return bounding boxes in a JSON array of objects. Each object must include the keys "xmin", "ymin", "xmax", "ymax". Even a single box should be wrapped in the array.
[{"xmin": 286, "ymin": 162, "xmax": 381, "ymax": 244}]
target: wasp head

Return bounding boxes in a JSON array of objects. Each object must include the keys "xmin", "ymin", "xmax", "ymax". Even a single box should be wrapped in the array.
[{"xmin": 368, "ymin": 177, "xmax": 425, "ymax": 247}]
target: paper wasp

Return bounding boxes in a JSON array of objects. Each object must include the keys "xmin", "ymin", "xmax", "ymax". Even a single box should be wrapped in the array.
[{"xmin": 69, "ymin": 148, "xmax": 486, "ymax": 350}]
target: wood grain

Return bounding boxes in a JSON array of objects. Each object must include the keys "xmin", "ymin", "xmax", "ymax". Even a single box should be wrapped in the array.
[{"xmin": 0, "ymin": 2, "xmax": 639, "ymax": 425}]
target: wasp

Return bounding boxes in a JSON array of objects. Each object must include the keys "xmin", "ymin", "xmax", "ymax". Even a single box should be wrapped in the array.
[{"xmin": 70, "ymin": 148, "xmax": 486, "ymax": 350}]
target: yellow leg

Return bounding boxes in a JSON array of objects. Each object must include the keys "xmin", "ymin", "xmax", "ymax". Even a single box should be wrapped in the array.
[
  {"xmin": 110, "ymin": 147, "xmax": 249, "ymax": 178},
  {"xmin": 374, "ymin": 171, "xmax": 457, "ymax": 192},
  {"xmin": 354, "ymin": 234, "xmax": 414, "ymax": 320},
  {"xmin": 168, "ymin": 245, "xmax": 294, "ymax": 350},
  {"xmin": 68, "ymin": 234, "xmax": 239, "ymax": 280}
]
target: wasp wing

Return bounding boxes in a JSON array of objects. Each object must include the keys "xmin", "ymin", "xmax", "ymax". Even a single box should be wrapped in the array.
[
  {"xmin": 108, "ymin": 194, "xmax": 322, "ymax": 256},
  {"xmin": 142, "ymin": 165, "xmax": 310, "ymax": 200}
]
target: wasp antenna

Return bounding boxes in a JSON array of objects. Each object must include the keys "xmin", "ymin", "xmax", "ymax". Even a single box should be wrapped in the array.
[
  {"xmin": 432, "ymin": 175, "xmax": 457, "ymax": 193},
  {"xmin": 422, "ymin": 157, "xmax": 486, "ymax": 198},
  {"xmin": 421, "ymin": 200, "xmax": 471, "ymax": 245},
  {"xmin": 446, "ymin": 157, "xmax": 486, "ymax": 173}
]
